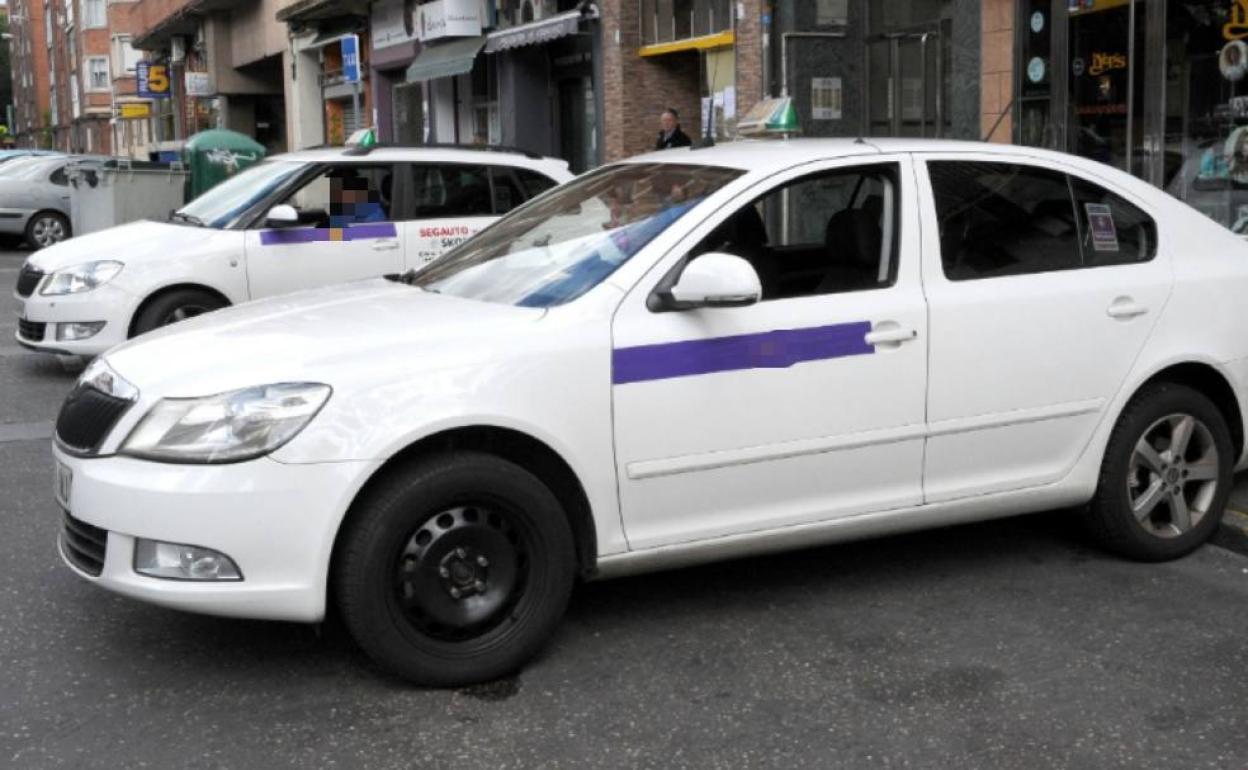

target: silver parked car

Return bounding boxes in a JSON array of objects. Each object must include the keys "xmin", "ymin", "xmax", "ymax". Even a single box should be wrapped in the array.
[{"xmin": 0, "ymin": 155, "xmax": 81, "ymax": 248}]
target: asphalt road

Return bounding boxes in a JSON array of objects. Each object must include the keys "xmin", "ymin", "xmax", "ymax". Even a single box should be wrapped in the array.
[{"xmin": 3, "ymin": 247, "xmax": 1248, "ymax": 769}]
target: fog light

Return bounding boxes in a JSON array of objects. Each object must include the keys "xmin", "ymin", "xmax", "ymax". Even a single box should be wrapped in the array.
[
  {"xmin": 134, "ymin": 539, "xmax": 242, "ymax": 581},
  {"xmin": 56, "ymin": 321, "xmax": 106, "ymax": 342}
]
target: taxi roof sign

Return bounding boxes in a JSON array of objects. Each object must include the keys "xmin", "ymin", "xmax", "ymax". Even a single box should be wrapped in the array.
[
  {"xmin": 346, "ymin": 127, "xmax": 377, "ymax": 148},
  {"xmin": 737, "ymin": 97, "xmax": 801, "ymax": 137}
]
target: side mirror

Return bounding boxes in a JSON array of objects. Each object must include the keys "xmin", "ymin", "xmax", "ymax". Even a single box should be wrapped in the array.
[
  {"xmin": 264, "ymin": 204, "xmax": 300, "ymax": 228},
  {"xmin": 661, "ymin": 252, "xmax": 762, "ymax": 310}
]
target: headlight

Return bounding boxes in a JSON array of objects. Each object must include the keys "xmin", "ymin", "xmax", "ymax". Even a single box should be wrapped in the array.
[
  {"xmin": 40, "ymin": 261, "xmax": 124, "ymax": 296},
  {"xmin": 121, "ymin": 382, "xmax": 331, "ymax": 463}
]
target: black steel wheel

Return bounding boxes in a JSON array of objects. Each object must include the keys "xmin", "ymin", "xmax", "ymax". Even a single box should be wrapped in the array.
[
  {"xmin": 1088, "ymin": 382, "xmax": 1233, "ymax": 561},
  {"xmin": 335, "ymin": 452, "xmax": 575, "ymax": 686}
]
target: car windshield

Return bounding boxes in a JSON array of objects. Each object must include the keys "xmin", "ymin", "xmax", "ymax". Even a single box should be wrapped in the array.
[
  {"xmin": 409, "ymin": 162, "xmax": 744, "ymax": 307},
  {"xmin": 175, "ymin": 160, "xmax": 307, "ymax": 229}
]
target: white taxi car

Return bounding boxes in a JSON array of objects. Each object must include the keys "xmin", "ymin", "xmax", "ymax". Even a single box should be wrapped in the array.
[
  {"xmin": 14, "ymin": 145, "xmax": 571, "ymax": 355},
  {"xmin": 52, "ymin": 139, "xmax": 1248, "ymax": 686}
]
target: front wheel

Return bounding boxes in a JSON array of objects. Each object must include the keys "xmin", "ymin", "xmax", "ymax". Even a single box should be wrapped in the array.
[
  {"xmin": 25, "ymin": 211, "xmax": 70, "ymax": 249},
  {"xmin": 130, "ymin": 288, "xmax": 227, "ymax": 338},
  {"xmin": 335, "ymin": 452, "xmax": 576, "ymax": 686},
  {"xmin": 1088, "ymin": 383, "xmax": 1233, "ymax": 561}
]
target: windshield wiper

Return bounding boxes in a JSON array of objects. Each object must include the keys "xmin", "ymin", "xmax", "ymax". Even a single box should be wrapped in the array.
[
  {"xmin": 170, "ymin": 212, "xmax": 205, "ymax": 227},
  {"xmin": 388, "ymin": 269, "xmax": 439, "ymax": 292}
]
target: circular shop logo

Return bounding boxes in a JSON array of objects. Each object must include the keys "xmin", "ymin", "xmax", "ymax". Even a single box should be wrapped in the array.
[
  {"xmin": 1028, "ymin": 57, "xmax": 1047, "ymax": 84},
  {"xmin": 1221, "ymin": 40, "xmax": 1248, "ymax": 82},
  {"xmin": 1031, "ymin": 11, "xmax": 1045, "ymax": 34},
  {"xmin": 1072, "ymin": 57, "xmax": 1085, "ymax": 77}
]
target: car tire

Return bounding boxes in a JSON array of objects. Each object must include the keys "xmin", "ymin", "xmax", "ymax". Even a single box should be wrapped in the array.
[
  {"xmin": 25, "ymin": 211, "xmax": 70, "ymax": 249},
  {"xmin": 335, "ymin": 452, "xmax": 576, "ymax": 686},
  {"xmin": 130, "ymin": 288, "xmax": 227, "ymax": 337},
  {"xmin": 1088, "ymin": 383, "xmax": 1233, "ymax": 561}
]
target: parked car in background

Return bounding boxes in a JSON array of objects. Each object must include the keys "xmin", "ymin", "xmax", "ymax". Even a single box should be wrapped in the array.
[
  {"xmin": 0, "ymin": 154, "xmax": 86, "ymax": 248},
  {"xmin": 0, "ymin": 149, "xmax": 64, "ymax": 167},
  {"xmin": 50, "ymin": 139, "xmax": 1248, "ymax": 685},
  {"xmin": 14, "ymin": 144, "xmax": 572, "ymax": 356}
]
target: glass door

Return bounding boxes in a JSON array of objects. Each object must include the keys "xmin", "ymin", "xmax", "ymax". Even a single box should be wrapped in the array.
[
  {"xmin": 866, "ymin": 28, "xmax": 950, "ymax": 137},
  {"xmin": 1066, "ymin": 0, "xmax": 1148, "ymax": 175}
]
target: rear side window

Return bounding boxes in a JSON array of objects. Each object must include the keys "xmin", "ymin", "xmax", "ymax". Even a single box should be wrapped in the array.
[
  {"xmin": 49, "ymin": 166, "xmax": 68, "ymax": 186},
  {"xmin": 929, "ymin": 161, "xmax": 1080, "ymax": 280},
  {"xmin": 929, "ymin": 160, "xmax": 1157, "ymax": 280},
  {"xmin": 410, "ymin": 164, "xmax": 493, "ymax": 218},
  {"xmin": 516, "ymin": 169, "xmax": 558, "ymax": 198},
  {"xmin": 1070, "ymin": 178, "xmax": 1157, "ymax": 266},
  {"xmin": 489, "ymin": 167, "xmax": 525, "ymax": 215}
]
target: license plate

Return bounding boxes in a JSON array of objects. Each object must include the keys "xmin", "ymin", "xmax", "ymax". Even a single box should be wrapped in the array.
[{"xmin": 54, "ymin": 461, "xmax": 72, "ymax": 509}]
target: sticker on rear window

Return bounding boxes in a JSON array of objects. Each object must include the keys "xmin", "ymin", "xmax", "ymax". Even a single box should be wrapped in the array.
[{"xmin": 1085, "ymin": 203, "xmax": 1119, "ymax": 252}]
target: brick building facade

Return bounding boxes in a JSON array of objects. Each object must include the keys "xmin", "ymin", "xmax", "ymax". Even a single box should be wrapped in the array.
[{"xmin": 8, "ymin": 0, "xmax": 53, "ymax": 148}]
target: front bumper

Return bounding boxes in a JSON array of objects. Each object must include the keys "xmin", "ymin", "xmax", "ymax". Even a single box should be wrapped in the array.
[
  {"xmin": 15, "ymin": 283, "xmax": 136, "ymax": 356},
  {"xmin": 53, "ymin": 445, "xmax": 379, "ymax": 622}
]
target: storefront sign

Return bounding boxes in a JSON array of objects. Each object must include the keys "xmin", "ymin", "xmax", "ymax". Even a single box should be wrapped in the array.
[
  {"xmin": 1225, "ymin": 0, "xmax": 1248, "ymax": 40},
  {"xmin": 1088, "ymin": 52, "xmax": 1127, "ymax": 76},
  {"xmin": 342, "ymin": 34, "xmax": 361, "ymax": 83},
  {"xmin": 136, "ymin": 62, "xmax": 170, "ymax": 99},
  {"xmin": 372, "ymin": 0, "xmax": 417, "ymax": 50},
  {"xmin": 118, "ymin": 103, "xmax": 151, "ymax": 119},
  {"xmin": 418, "ymin": 0, "xmax": 482, "ymax": 41},
  {"xmin": 484, "ymin": 11, "xmax": 582, "ymax": 52},
  {"xmin": 184, "ymin": 71, "xmax": 214, "ymax": 97}
]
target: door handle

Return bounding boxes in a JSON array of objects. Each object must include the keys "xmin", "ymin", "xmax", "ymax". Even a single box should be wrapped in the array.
[
  {"xmin": 1107, "ymin": 297, "xmax": 1148, "ymax": 319},
  {"xmin": 864, "ymin": 327, "xmax": 918, "ymax": 346},
  {"xmin": 372, "ymin": 239, "xmax": 400, "ymax": 251}
]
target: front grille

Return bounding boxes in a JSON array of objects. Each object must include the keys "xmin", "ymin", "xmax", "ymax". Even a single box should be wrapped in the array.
[
  {"xmin": 55, "ymin": 384, "xmax": 133, "ymax": 455},
  {"xmin": 60, "ymin": 510, "xmax": 107, "ymax": 577},
  {"xmin": 15, "ymin": 265, "xmax": 44, "ymax": 297},
  {"xmin": 17, "ymin": 318, "xmax": 46, "ymax": 342}
]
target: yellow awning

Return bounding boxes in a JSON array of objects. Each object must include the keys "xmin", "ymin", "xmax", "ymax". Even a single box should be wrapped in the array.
[{"xmin": 638, "ymin": 30, "xmax": 734, "ymax": 57}]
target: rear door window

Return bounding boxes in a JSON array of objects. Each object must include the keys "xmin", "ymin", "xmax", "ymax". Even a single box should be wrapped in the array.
[
  {"xmin": 1069, "ymin": 177, "xmax": 1157, "ymax": 267},
  {"xmin": 411, "ymin": 164, "xmax": 493, "ymax": 218},
  {"xmin": 929, "ymin": 161, "xmax": 1081, "ymax": 280}
]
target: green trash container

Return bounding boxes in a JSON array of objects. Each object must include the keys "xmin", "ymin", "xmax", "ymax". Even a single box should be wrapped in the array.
[{"xmin": 182, "ymin": 129, "xmax": 266, "ymax": 201}]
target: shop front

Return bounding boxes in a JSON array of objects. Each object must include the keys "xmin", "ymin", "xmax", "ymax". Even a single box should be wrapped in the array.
[
  {"xmin": 1018, "ymin": 0, "xmax": 1248, "ymax": 231},
  {"xmin": 403, "ymin": 0, "xmax": 602, "ymax": 171}
]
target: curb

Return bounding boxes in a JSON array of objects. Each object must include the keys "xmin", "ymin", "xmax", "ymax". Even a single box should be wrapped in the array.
[{"xmin": 1214, "ymin": 509, "xmax": 1248, "ymax": 558}]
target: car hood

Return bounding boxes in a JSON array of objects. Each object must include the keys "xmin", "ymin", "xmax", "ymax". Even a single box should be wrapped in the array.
[
  {"xmin": 104, "ymin": 279, "xmax": 546, "ymax": 397},
  {"xmin": 26, "ymin": 220, "xmax": 234, "ymax": 272}
]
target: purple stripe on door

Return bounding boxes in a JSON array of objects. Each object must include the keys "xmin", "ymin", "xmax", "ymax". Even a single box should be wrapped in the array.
[
  {"xmin": 613, "ymin": 321, "xmax": 875, "ymax": 385},
  {"xmin": 259, "ymin": 222, "xmax": 398, "ymax": 246}
]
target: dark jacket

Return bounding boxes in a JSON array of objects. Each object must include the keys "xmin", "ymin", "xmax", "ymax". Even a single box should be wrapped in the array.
[{"xmin": 656, "ymin": 126, "xmax": 694, "ymax": 150}]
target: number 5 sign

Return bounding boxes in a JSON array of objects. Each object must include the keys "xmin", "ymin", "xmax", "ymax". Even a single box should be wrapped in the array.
[{"xmin": 137, "ymin": 62, "xmax": 171, "ymax": 99}]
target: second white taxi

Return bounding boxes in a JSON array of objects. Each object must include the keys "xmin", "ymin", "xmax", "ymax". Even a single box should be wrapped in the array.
[
  {"xmin": 14, "ymin": 144, "xmax": 571, "ymax": 355},
  {"xmin": 52, "ymin": 139, "xmax": 1248, "ymax": 686}
]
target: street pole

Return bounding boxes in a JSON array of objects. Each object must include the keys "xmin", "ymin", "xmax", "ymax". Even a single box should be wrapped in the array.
[{"xmin": 352, "ymin": 80, "xmax": 361, "ymax": 134}]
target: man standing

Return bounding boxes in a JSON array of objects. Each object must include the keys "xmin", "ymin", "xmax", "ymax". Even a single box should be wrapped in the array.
[{"xmin": 655, "ymin": 108, "xmax": 693, "ymax": 150}]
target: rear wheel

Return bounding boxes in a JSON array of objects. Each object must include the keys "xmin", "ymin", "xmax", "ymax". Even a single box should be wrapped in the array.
[
  {"xmin": 25, "ymin": 211, "xmax": 69, "ymax": 249},
  {"xmin": 130, "ymin": 288, "xmax": 227, "ymax": 337},
  {"xmin": 1088, "ymin": 383, "xmax": 1233, "ymax": 561},
  {"xmin": 335, "ymin": 452, "xmax": 575, "ymax": 686}
]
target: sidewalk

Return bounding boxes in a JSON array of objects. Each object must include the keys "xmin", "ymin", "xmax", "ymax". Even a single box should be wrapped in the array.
[{"xmin": 1215, "ymin": 474, "xmax": 1248, "ymax": 556}]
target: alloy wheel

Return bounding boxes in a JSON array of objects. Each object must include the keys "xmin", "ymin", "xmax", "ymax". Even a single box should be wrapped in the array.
[
  {"xmin": 31, "ymin": 216, "xmax": 66, "ymax": 247},
  {"xmin": 1127, "ymin": 413, "xmax": 1221, "ymax": 538}
]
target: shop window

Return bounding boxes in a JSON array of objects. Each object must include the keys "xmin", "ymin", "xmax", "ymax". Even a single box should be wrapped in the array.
[
  {"xmin": 929, "ymin": 161, "xmax": 1081, "ymax": 281},
  {"xmin": 691, "ymin": 164, "xmax": 899, "ymax": 300},
  {"xmin": 1070, "ymin": 177, "xmax": 1156, "ymax": 267},
  {"xmin": 641, "ymin": 0, "xmax": 731, "ymax": 46}
]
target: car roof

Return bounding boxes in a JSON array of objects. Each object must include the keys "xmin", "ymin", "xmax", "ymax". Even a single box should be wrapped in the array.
[
  {"xmin": 618, "ymin": 137, "xmax": 1108, "ymax": 175},
  {"xmin": 271, "ymin": 145, "xmax": 571, "ymax": 173}
]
